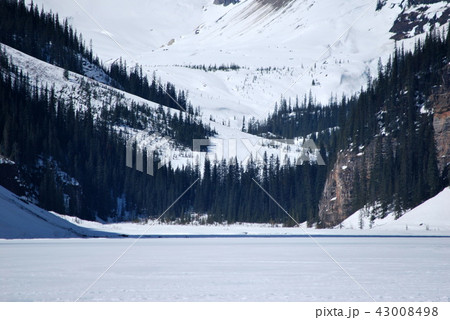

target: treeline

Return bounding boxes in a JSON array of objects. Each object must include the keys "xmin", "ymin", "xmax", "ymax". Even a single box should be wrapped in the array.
[
  {"xmin": 108, "ymin": 60, "xmax": 193, "ymax": 112},
  {"xmin": 0, "ymin": 49, "xmax": 213, "ymax": 220},
  {"xmin": 0, "ymin": 53, "xmax": 327, "ymax": 224},
  {"xmin": 181, "ymin": 63, "xmax": 241, "ymax": 72},
  {"xmin": 124, "ymin": 152, "xmax": 328, "ymax": 225},
  {"xmin": 194, "ymin": 157, "xmax": 327, "ymax": 225},
  {"xmin": 0, "ymin": 0, "xmax": 93, "ymax": 73},
  {"xmin": 341, "ymin": 29, "xmax": 449, "ymax": 214},
  {"xmin": 247, "ymin": 95, "xmax": 344, "ymax": 170},
  {"xmin": 0, "ymin": 0, "xmax": 191, "ymax": 112},
  {"xmin": 247, "ymin": 95, "xmax": 346, "ymax": 139},
  {"xmin": 100, "ymin": 97, "xmax": 215, "ymax": 150},
  {"xmin": 256, "ymin": 27, "xmax": 450, "ymax": 218}
]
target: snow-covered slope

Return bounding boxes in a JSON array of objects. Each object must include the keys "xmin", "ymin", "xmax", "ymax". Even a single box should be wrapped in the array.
[
  {"xmin": 2, "ymin": 42, "xmax": 322, "ymax": 169},
  {"xmin": 0, "ymin": 186, "xmax": 118, "ymax": 239},
  {"xmin": 339, "ymin": 188, "xmax": 450, "ymax": 232},
  {"xmin": 33, "ymin": 0, "xmax": 450, "ymax": 124}
]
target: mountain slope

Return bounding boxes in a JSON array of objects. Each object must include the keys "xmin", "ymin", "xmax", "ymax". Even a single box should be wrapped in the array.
[
  {"xmin": 1, "ymin": 42, "xmax": 318, "ymax": 168},
  {"xmin": 34, "ymin": 0, "xmax": 450, "ymax": 123},
  {"xmin": 1, "ymin": 40, "xmax": 325, "ymax": 223},
  {"xmin": 339, "ymin": 187, "xmax": 450, "ymax": 231},
  {"xmin": 1, "ymin": 0, "xmax": 448, "ymax": 227}
]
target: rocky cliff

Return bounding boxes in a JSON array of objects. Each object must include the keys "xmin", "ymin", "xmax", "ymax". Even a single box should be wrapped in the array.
[
  {"xmin": 319, "ymin": 63, "xmax": 450, "ymax": 228},
  {"xmin": 431, "ymin": 64, "xmax": 450, "ymax": 175},
  {"xmin": 318, "ymin": 140, "xmax": 379, "ymax": 228},
  {"xmin": 389, "ymin": 1, "xmax": 450, "ymax": 40},
  {"xmin": 213, "ymin": 0, "xmax": 239, "ymax": 6}
]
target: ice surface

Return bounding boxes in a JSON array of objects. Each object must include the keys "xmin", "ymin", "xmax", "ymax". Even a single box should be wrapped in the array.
[{"xmin": 1, "ymin": 237, "xmax": 449, "ymax": 301}]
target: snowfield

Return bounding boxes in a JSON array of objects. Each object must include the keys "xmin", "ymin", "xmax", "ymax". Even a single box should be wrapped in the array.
[
  {"xmin": 1, "ymin": 237, "xmax": 449, "ymax": 301},
  {"xmin": 340, "ymin": 188, "xmax": 450, "ymax": 232},
  {"xmin": 32, "ymin": 0, "xmax": 450, "ymax": 123},
  {"xmin": 0, "ymin": 186, "xmax": 118, "ymax": 239},
  {"xmin": 1, "ymin": 42, "xmax": 324, "ymax": 170}
]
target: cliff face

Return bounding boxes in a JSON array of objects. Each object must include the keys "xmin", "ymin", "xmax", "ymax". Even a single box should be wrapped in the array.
[
  {"xmin": 319, "ymin": 64, "xmax": 450, "ymax": 228},
  {"xmin": 389, "ymin": 2, "xmax": 450, "ymax": 40},
  {"xmin": 431, "ymin": 64, "xmax": 450, "ymax": 175},
  {"xmin": 318, "ymin": 141, "xmax": 377, "ymax": 228},
  {"xmin": 213, "ymin": 0, "xmax": 239, "ymax": 6},
  {"xmin": 317, "ymin": 151, "xmax": 355, "ymax": 228}
]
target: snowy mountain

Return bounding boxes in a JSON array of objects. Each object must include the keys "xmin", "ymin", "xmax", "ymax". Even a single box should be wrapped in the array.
[
  {"xmin": 1, "ymin": 0, "xmax": 449, "ymax": 227},
  {"xmin": 0, "ymin": 42, "xmax": 320, "ymax": 169},
  {"xmin": 2, "ymin": 2, "xmax": 450, "ymax": 305},
  {"xmin": 33, "ymin": 0, "xmax": 450, "ymax": 123}
]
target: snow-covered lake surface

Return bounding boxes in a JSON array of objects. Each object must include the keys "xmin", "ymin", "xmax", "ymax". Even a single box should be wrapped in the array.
[{"xmin": 1, "ymin": 237, "xmax": 449, "ymax": 302}]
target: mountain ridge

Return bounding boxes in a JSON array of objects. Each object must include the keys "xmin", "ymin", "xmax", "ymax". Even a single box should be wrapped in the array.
[
  {"xmin": 33, "ymin": 0, "xmax": 450, "ymax": 122},
  {"xmin": 0, "ymin": 0, "xmax": 449, "ymax": 227}
]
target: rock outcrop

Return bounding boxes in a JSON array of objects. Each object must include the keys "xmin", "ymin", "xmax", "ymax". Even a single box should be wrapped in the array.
[
  {"xmin": 319, "ymin": 64, "xmax": 450, "ymax": 228},
  {"xmin": 389, "ymin": 2, "xmax": 450, "ymax": 40},
  {"xmin": 214, "ymin": 0, "xmax": 239, "ymax": 6},
  {"xmin": 431, "ymin": 64, "xmax": 450, "ymax": 175},
  {"xmin": 318, "ymin": 141, "xmax": 378, "ymax": 228}
]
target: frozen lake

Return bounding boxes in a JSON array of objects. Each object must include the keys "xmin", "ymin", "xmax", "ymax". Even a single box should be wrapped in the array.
[{"xmin": 1, "ymin": 237, "xmax": 449, "ymax": 302}]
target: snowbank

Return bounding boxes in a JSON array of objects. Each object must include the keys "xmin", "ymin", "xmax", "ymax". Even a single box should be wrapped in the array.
[
  {"xmin": 0, "ymin": 186, "xmax": 118, "ymax": 239},
  {"xmin": 340, "ymin": 188, "xmax": 450, "ymax": 232}
]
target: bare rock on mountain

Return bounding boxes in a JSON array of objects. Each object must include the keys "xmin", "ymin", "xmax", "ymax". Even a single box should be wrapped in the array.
[
  {"xmin": 431, "ymin": 64, "xmax": 450, "ymax": 175},
  {"xmin": 214, "ymin": 0, "xmax": 239, "ymax": 6}
]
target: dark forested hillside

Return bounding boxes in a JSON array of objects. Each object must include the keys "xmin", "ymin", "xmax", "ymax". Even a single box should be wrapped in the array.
[
  {"xmin": 334, "ymin": 31, "xmax": 449, "ymax": 215},
  {"xmin": 0, "ymin": 0, "xmax": 191, "ymax": 112},
  {"xmin": 0, "ymin": 0, "xmax": 90, "ymax": 74},
  {"xmin": 259, "ymin": 27, "xmax": 450, "ymax": 226},
  {"xmin": 0, "ymin": 0, "xmax": 448, "ymax": 226},
  {"xmin": 0, "ymin": 48, "xmax": 213, "ymax": 221},
  {"xmin": 0, "ymin": 51, "xmax": 327, "ymax": 224}
]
